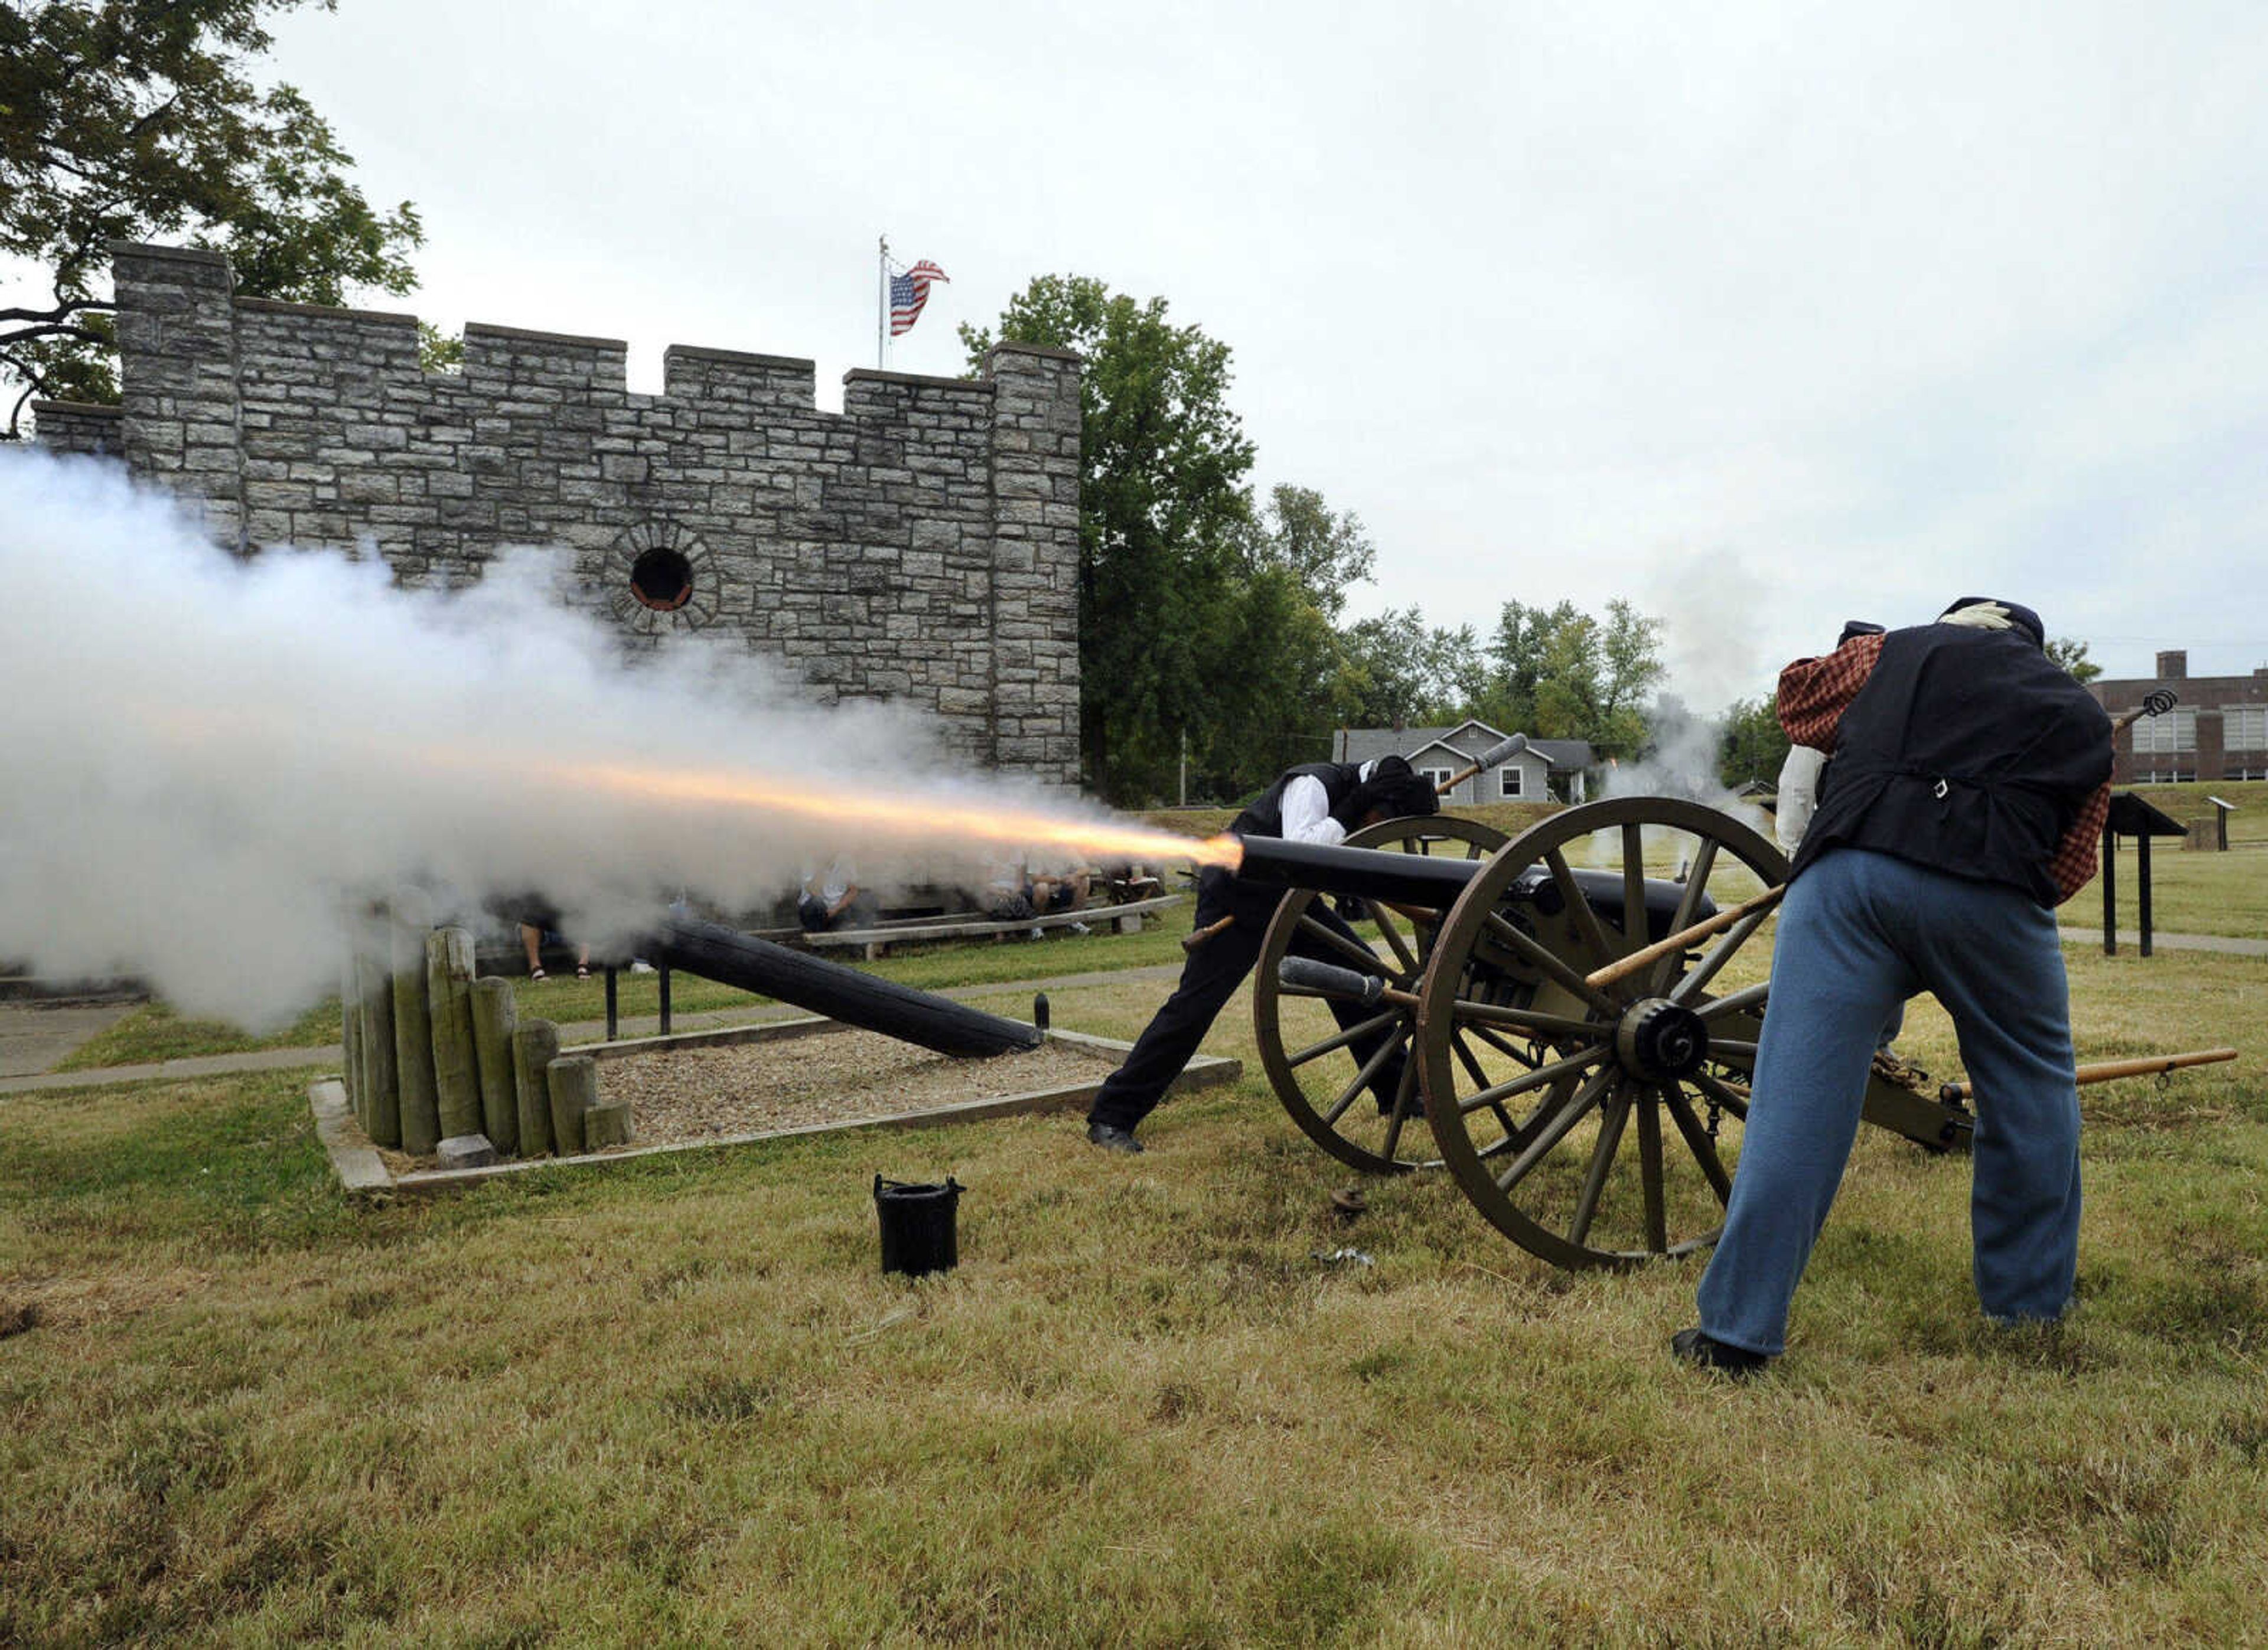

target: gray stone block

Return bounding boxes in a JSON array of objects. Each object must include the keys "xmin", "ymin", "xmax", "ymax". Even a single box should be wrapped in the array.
[{"xmin": 436, "ymin": 1133, "xmax": 499, "ymax": 1169}]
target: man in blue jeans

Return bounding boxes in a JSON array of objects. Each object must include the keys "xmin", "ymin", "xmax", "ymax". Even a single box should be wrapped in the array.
[{"xmin": 1676, "ymin": 598, "xmax": 2112, "ymax": 1375}]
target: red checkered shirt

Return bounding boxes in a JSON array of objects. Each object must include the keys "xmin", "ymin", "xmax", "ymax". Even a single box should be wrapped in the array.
[{"xmin": 1777, "ymin": 632, "xmax": 2109, "ymax": 905}]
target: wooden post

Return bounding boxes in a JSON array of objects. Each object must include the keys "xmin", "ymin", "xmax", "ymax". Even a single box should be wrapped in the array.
[
  {"xmin": 2100, "ymin": 827, "xmax": 2117, "ymax": 957},
  {"xmin": 390, "ymin": 898, "xmax": 441, "ymax": 1156},
  {"xmin": 426, "ymin": 927, "xmax": 483, "ymax": 1141},
  {"xmin": 340, "ymin": 931, "xmax": 364, "ymax": 1126},
  {"xmin": 512, "ymin": 1018, "xmax": 560, "ymax": 1157},
  {"xmin": 582, "ymin": 1098, "xmax": 633, "ymax": 1150},
  {"xmin": 547, "ymin": 1054, "xmax": 598, "ymax": 1155},
  {"xmin": 469, "ymin": 976, "xmax": 519, "ymax": 1155},
  {"xmin": 356, "ymin": 932, "xmax": 402, "ymax": 1150},
  {"xmin": 2137, "ymin": 831, "xmax": 2155, "ymax": 958}
]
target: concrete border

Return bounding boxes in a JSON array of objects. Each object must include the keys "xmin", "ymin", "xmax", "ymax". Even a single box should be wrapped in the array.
[{"xmin": 309, "ymin": 1022, "xmax": 1240, "ymax": 1196}]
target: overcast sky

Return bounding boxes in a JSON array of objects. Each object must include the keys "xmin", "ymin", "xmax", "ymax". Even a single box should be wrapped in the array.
[{"xmin": 233, "ymin": 2, "xmax": 2268, "ymax": 704}]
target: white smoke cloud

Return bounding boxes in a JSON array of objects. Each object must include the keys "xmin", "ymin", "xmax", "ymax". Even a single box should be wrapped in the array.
[{"xmin": 0, "ymin": 452, "xmax": 1116, "ymax": 1028}]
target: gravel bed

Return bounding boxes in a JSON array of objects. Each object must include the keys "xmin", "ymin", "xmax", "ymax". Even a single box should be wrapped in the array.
[{"xmin": 376, "ymin": 1030, "xmax": 1115, "ymax": 1170}]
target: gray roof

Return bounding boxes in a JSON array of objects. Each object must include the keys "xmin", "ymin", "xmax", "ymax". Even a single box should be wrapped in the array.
[{"xmin": 1335, "ymin": 720, "xmax": 1595, "ymax": 772}]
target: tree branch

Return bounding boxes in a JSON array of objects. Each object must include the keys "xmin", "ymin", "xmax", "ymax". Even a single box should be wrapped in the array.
[
  {"xmin": 0, "ymin": 322, "xmax": 112, "ymax": 351},
  {"xmin": 0, "ymin": 299, "xmax": 115, "ymax": 327}
]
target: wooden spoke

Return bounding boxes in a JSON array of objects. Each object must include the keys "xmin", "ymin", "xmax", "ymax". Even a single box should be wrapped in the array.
[
  {"xmin": 1454, "ymin": 1042, "xmax": 1610, "ymax": 1119},
  {"xmin": 1364, "ymin": 899, "xmax": 1420, "ymax": 974},
  {"xmin": 1567, "ymin": 1088, "xmax": 1633, "ymax": 1247},
  {"xmin": 1621, "ymin": 823, "xmax": 1647, "ymax": 962},
  {"xmin": 1284, "ymin": 1006, "xmax": 1403, "ymax": 1068},
  {"xmin": 1667, "ymin": 905, "xmax": 1775, "ymax": 1005},
  {"xmin": 1377, "ymin": 1057, "xmax": 1420, "ymax": 1159},
  {"xmin": 1443, "ymin": 997, "xmax": 1602, "ymax": 1041},
  {"xmin": 1492, "ymin": 1068, "xmax": 1614, "ymax": 1193},
  {"xmin": 1295, "ymin": 913, "xmax": 1387, "ymax": 973},
  {"xmin": 1321, "ymin": 1031, "xmax": 1405, "ymax": 1127},
  {"xmin": 1481, "ymin": 912, "xmax": 1621, "ymax": 1018},
  {"xmin": 1688, "ymin": 1068, "xmax": 1752, "ymax": 1121},
  {"xmin": 1450, "ymin": 1026, "xmax": 1493, "ymax": 1090},
  {"xmin": 1662, "ymin": 1081, "xmax": 1734, "ymax": 1204},
  {"xmin": 1461, "ymin": 1021, "xmax": 1542, "ymax": 1068},
  {"xmin": 1637, "ymin": 1084, "xmax": 1667, "ymax": 1253},
  {"xmin": 1695, "ymin": 981, "xmax": 1770, "ymax": 1022},
  {"xmin": 1543, "ymin": 846, "xmax": 1619, "ymax": 971},
  {"xmin": 1452, "ymin": 1028, "xmax": 1538, "ymax": 1146},
  {"xmin": 1649, "ymin": 836, "xmax": 1719, "ymax": 995},
  {"xmin": 1706, "ymin": 1038, "xmax": 1759, "ymax": 1061}
]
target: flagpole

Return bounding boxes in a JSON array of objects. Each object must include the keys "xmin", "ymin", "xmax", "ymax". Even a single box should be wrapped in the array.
[{"xmin": 876, "ymin": 234, "xmax": 888, "ymax": 369}]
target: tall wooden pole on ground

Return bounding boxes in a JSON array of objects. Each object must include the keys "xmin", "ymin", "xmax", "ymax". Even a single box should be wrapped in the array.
[
  {"xmin": 469, "ymin": 976, "xmax": 520, "ymax": 1154},
  {"xmin": 426, "ymin": 927, "xmax": 483, "ymax": 1141},
  {"xmin": 356, "ymin": 906, "xmax": 401, "ymax": 1149},
  {"xmin": 513, "ymin": 1019, "xmax": 560, "ymax": 1157},
  {"xmin": 389, "ymin": 895, "xmax": 441, "ymax": 1156}
]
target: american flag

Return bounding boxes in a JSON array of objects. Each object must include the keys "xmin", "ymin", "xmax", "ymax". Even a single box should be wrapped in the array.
[{"xmin": 889, "ymin": 260, "xmax": 949, "ymax": 337}]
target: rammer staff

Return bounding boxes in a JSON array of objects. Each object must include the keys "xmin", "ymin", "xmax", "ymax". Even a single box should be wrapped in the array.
[{"xmin": 1938, "ymin": 1046, "xmax": 2234, "ymax": 1103}]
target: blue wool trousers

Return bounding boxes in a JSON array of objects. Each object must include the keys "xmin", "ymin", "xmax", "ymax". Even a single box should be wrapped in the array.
[{"xmin": 1695, "ymin": 848, "xmax": 2083, "ymax": 1356}]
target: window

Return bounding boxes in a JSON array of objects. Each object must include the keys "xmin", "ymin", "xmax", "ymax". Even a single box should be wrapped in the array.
[
  {"xmin": 1419, "ymin": 768, "xmax": 1454, "ymax": 794},
  {"xmin": 2225, "ymin": 705, "xmax": 2267, "ymax": 752},
  {"xmin": 1498, "ymin": 765, "xmax": 1524, "ymax": 800},
  {"xmin": 2133, "ymin": 708, "xmax": 2197, "ymax": 754}
]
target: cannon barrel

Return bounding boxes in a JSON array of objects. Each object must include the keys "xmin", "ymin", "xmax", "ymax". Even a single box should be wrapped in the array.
[
  {"xmin": 649, "ymin": 913, "xmax": 1042, "ymax": 1058},
  {"xmin": 1231, "ymin": 834, "xmax": 1716, "ymax": 942},
  {"xmin": 1233, "ymin": 834, "xmax": 1481, "ymax": 905}
]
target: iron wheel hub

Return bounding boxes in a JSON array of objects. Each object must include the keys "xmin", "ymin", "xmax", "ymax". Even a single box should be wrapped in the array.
[{"xmin": 1614, "ymin": 997, "xmax": 1709, "ymax": 1081}]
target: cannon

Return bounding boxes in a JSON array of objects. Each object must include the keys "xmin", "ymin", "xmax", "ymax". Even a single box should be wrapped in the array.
[{"xmin": 1240, "ymin": 797, "xmax": 1979, "ymax": 1270}]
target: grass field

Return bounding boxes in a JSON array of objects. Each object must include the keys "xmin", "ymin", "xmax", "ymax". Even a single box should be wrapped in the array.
[{"xmin": 5, "ymin": 879, "xmax": 2264, "ymax": 1642}]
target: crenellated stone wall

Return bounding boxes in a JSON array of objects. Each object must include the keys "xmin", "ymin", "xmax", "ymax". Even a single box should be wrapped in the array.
[{"xmin": 34, "ymin": 242, "xmax": 1082, "ymax": 782}]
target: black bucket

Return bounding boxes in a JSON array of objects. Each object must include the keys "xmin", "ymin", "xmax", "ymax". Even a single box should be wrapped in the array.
[{"xmin": 874, "ymin": 1175, "xmax": 963, "ymax": 1277}]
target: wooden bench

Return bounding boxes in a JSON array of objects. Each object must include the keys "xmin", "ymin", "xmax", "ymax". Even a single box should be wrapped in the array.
[{"xmin": 799, "ymin": 893, "xmax": 1186, "ymax": 960}]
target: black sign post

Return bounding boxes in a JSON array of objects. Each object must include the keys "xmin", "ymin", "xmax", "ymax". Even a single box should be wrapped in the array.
[{"xmin": 2101, "ymin": 793, "xmax": 2188, "ymax": 957}]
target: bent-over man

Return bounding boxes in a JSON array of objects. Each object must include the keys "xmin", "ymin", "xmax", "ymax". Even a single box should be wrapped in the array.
[
  {"xmin": 1676, "ymin": 597, "xmax": 2111, "ymax": 1375},
  {"xmin": 1084, "ymin": 755, "xmax": 1440, "ymax": 1153}
]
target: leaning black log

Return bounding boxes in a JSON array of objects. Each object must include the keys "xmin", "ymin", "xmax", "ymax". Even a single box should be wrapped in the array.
[{"xmin": 651, "ymin": 914, "xmax": 1041, "ymax": 1058}]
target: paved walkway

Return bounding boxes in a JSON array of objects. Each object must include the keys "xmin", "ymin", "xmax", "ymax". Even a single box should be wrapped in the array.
[
  {"xmin": 0, "ymin": 964, "xmax": 1185, "ymax": 1098},
  {"xmin": 0, "ymin": 1000, "xmax": 141, "ymax": 1080},
  {"xmin": 2058, "ymin": 928, "xmax": 2268, "ymax": 958}
]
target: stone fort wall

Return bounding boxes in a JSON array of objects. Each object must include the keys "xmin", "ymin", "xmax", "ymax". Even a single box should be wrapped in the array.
[{"xmin": 34, "ymin": 242, "xmax": 1082, "ymax": 782}]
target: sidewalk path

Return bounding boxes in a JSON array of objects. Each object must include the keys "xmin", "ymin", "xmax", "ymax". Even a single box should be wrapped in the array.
[
  {"xmin": 2059, "ymin": 928, "xmax": 2268, "ymax": 958},
  {"xmin": 0, "ymin": 963, "xmax": 1187, "ymax": 1098}
]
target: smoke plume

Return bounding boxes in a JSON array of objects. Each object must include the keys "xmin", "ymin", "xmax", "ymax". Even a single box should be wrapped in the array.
[{"xmin": 0, "ymin": 452, "xmax": 1153, "ymax": 1028}]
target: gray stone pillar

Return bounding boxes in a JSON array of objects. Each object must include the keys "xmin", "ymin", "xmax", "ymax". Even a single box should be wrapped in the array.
[
  {"xmin": 984, "ymin": 343, "xmax": 1083, "ymax": 787},
  {"xmin": 110, "ymin": 242, "xmax": 245, "ymax": 552}
]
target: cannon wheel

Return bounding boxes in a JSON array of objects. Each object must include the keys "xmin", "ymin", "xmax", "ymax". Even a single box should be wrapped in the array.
[
  {"xmin": 1253, "ymin": 815, "xmax": 1510, "ymax": 1175},
  {"xmin": 1416, "ymin": 797, "xmax": 1788, "ymax": 1269}
]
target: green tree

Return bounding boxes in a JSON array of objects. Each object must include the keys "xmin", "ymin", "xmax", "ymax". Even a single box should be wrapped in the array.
[
  {"xmin": 1, "ymin": 0, "xmax": 423, "ymax": 435},
  {"xmin": 1717, "ymin": 693, "xmax": 1790, "ymax": 788},
  {"xmin": 1475, "ymin": 598, "xmax": 1582, "ymax": 732},
  {"xmin": 2045, "ymin": 635, "xmax": 2103, "ymax": 684},
  {"xmin": 963, "ymin": 275, "xmax": 1256, "ymax": 801},
  {"xmin": 1188, "ymin": 484, "xmax": 1385, "ymax": 796},
  {"xmin": 1235, "ymin": 483, "xmax": 1373, "ymax": 619},
  {"xmin": 1530, "ymin": 598, "xmax": 1664, "ymax": 758}
]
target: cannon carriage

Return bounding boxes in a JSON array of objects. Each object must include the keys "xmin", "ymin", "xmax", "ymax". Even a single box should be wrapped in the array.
[{"xmin": 1237, "ymin": 797, "xmax": 1977, "ymax": 1271}]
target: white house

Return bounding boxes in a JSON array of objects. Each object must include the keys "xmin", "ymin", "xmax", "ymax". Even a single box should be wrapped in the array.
[{"xmin": 1331, "ymin": 720, "xmax": 1594, "ymax": 805}]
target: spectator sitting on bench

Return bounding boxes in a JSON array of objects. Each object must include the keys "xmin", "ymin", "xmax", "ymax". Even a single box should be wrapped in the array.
[
  {"xmin": 1027, "ymin": 850, "xmax": 1093, "ymax": 933},
  {"xmin": 799, "ymin": 856, "xmax": 871, "ymax": 934},
  {"xmin": 979, "ymin": 850, "xmax": 1038, "ymax": 922},
  {"xmin": 514, "ymin": 906, "xmax": 589, "ymax": 982}
]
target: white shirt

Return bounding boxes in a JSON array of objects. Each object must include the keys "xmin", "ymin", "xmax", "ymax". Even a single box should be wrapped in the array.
[{"xmin": 1276, "ymin": 759, "xmax": 1389, "ymax": 847}]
